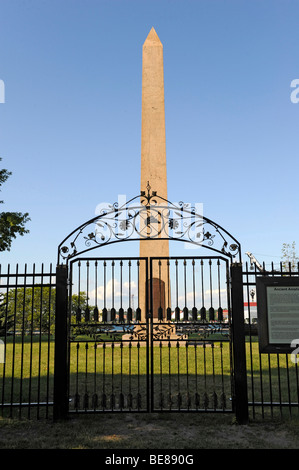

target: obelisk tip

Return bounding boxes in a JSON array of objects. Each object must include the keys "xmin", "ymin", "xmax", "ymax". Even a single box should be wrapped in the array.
[{"xmin": 144, "ymin": 27, "xmax": 162, "ymax": 46}]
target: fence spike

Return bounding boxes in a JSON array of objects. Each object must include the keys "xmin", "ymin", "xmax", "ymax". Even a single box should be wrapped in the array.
[
  {"xmin": 220, "ymin": 392, "xmax": 226, "ymax": 410},
  {"xmin": 83, "ymin": 393, "xmax": 89, "ymax": 410},
  {"xmin": 92, "ymin": 393, "xmax": 98, "ymax": 409},
  {"xmin": 101, "ymin": 393, "xmax": 107, "ymax": 409},
  {"xmin": 177, "ymin": 393, "xmax": 182, "ymax": 408},
  {"xmin": 93, "ymin": 307, "xmax": 99, "ymax": 322},
  {"xmin": 85, "ymin": 307, "xmax": 90, "ymax": 322},
  {"xmin": 212, "ymin": 391, "xmax": 218, "ymax": 410},
  {"xmin": 74, "ymin": 393, "xmax": 80, "ymax": 410},
  {"xmin": 110, "ymin": 394, "xmax": 115, "ymax": 409},
  {"xmin": 127, "ymin": 393, "xmax": 133, "ymax": 409},
  {"xmin": 203, "ymin": 392, "xmax": 209, "ymax": 410},
  {"xmin": 119, "ymin": 393, "xmax": 125, "ymax": 409},
  {"xmin": 136, "ymin": 393, "xmax": 142, "ymax": 410}
]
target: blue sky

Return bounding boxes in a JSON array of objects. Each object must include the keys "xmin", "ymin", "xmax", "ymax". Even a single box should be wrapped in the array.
[{"xmin": 0, "ymin": 0, "xmax": 298, "ymax": 270}]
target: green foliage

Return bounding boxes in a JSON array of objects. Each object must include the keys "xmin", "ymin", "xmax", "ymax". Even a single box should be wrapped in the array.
[
  {"xmin": 281, "ymin": 241, "xmax": 299, "ymax": 271},
  {"xmin": 0, "ymin": 167, "xmax": 11, "ymax": 195},
  {"xmin": 71, "ymin": 291, "xmax": 90, "ymax": 316},
  {"xmin": 4, "ymin": 286, "xmax": 56, "ymax": 334},
  {"xmin": 0, "ymin": 160, "xmax": 30, "ymax": 251},
  {"xmin": 0, "ymin": 293, "xmax": 14, "ymax": 336},
  {"xmin": 0, "ymin": 212, "xmax": 30, "ymax": 251},
  {"xmin": 1, "ymin": 288, "xmax": 93, "ymax": 336}
]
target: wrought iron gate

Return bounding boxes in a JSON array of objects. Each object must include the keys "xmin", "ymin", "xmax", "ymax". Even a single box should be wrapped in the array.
[
  {"xmin": 149, "ymin": 256, "xmax": 233, "ymax": 413},
  {"xmin": 68, "ymin": 257, "xmax": 150, "ymax": 413},
  {"xmin": 53, "ymin": 188, "xmax": 248, "ymax": 422},
  {"xmin": 65, "ymin": 255, "xmax": 234, "ymax": 415}
]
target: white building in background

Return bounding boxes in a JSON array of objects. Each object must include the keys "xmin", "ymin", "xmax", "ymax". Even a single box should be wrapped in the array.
[{"xmin": 244, "ymin": 301, "xmax": 257, "ymax": 323}]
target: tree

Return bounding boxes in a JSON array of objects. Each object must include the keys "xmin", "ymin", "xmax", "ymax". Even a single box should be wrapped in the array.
[
  {"xmin": 5, "ymin": 286, "xmax": 56, "ymax": 334},
  {"xmin": 281, "ymin": 241, "xmax": 299, "ymax": 271},
  {"xmin": 0, "ymin": 162, "xmax": 30, "ymax": 251},
  {"xmin": 71, "ymin": 291, "xmax": 96, "ymax": 322},
  {"xmin": 0, "ymin": 293, "xmax": 14, "ymax": 336},
  {"xmin": 2, "ymin": 288, "xmax": 95, "ymax": 336}
]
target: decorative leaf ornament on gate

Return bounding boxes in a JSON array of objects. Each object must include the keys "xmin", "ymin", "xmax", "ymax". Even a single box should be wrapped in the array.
[{"xmin": 58, "ymin": 183, "xmax": 241, "ymax": 263}]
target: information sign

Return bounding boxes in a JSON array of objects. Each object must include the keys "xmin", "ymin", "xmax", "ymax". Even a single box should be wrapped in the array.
[{"xmin": 256, "ymin": 277, "xmax": 299, "ymax": 353}]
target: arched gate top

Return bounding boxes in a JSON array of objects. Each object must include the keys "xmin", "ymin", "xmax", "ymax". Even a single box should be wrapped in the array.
[{"xmin": 57, "ymin": 184, "xmax": 241, "ymax": 264}]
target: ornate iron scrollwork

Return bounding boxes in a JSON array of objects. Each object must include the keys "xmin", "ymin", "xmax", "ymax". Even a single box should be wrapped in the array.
[{"xmin": 58, "ymin": 183, "xmax": 241, "ymax": 263}]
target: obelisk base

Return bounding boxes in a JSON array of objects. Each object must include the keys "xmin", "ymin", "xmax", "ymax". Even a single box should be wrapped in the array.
[{"xmin": 122, "ymin": 320, "xmax": 187, "ymax": 346}]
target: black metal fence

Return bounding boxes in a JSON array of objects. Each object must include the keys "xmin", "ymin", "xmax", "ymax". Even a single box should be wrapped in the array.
[
  {"xmin": 67, "ymin": 258, "xmax": 150, "ymax": 413},
  {"xmin": 65, "ymin": 257, "xmax": 234, "ymax": 416},
  {"xmin": 0, "ymin": 264, "xmax": 55, "ymax": 419},
  {"xmin": 243, "ymin": 261, "xmax": 299, "ymax": 419},
  {"xmin": 1, "ymin": 259, "xmax": 299, "ymax": 421},
  {"xmin": 149, "ymin": 257, "xmax": 234, "ymax": 414}
]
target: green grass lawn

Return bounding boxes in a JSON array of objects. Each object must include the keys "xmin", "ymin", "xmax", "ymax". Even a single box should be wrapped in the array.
[
  {"xmin": 67, "ymin": 339, "xmax": 233, "ymax": 413},
  {"xmin": 1, "ymin": 337, "xmax": 299, "ymax": 419}
]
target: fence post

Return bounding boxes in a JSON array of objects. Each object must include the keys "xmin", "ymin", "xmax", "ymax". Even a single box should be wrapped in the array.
[
  {"xmin": 53, "ymin": 264, "xmax": 69, "ymax": 420},
  {"xmin": 230, "ymin": 262, "xmax": 249, "ymax": 424}
]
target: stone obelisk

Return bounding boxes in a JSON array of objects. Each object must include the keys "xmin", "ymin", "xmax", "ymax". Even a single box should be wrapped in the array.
[{"xmin": 139, "ymin": 27, "xmax": 169, "ymax": 322}]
